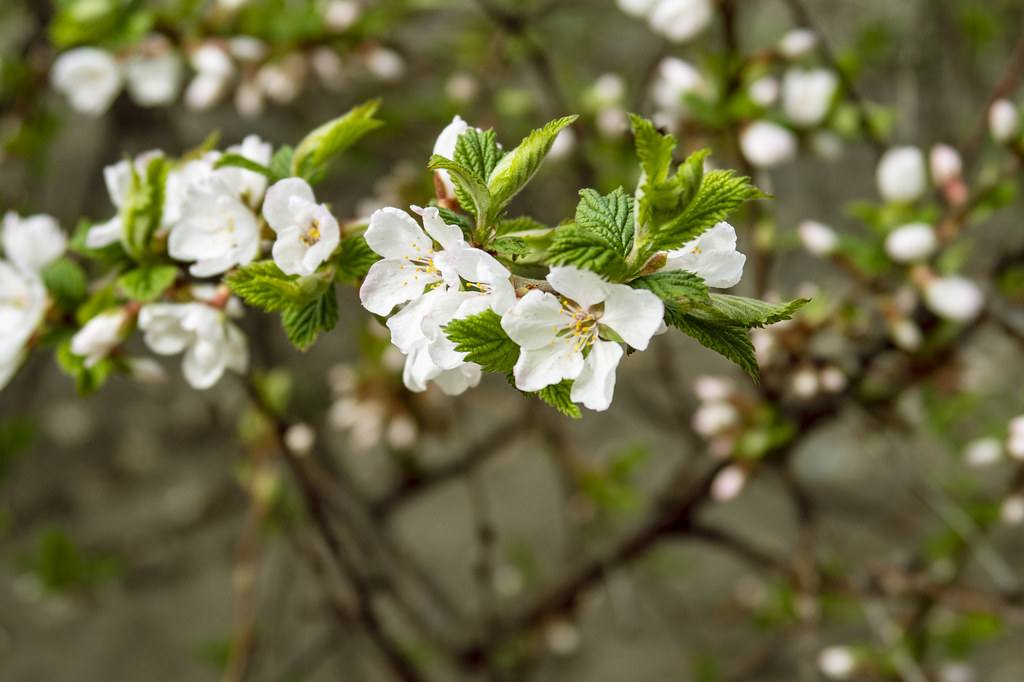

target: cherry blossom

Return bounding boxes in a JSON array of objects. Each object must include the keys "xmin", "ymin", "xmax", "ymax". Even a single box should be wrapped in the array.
[
  {"xmin": 70, "ymin": 308, "xmax": 130, "ymax": 368},
  {"xmin": 2, "ymin": 211, "xmax": 66, "ymax": 272},
  {"xmin": 664, "ymin": 221, "xmax": 746, "ymax": 288},
  {"xmin": 739, "ymin": 120, "xmax": 797, "ymax": 168},
  {"xmin": 50, "ymin": 47, "xmax": 123, "ymax": 116},
  {"xmin": 782, "ymin": 68, "xmax": 838, "ymax": 127},
  {"xmin": 500, "ymin": 266, "xmax": 663, "ymax": 411},
  {"xmin": 876, "ymin": 146, "xmax": 926, "ymax": 203},
  {"xmin": 138, "ymin": 302, "xmax": 248, "ymax": 389},
  {"xmin": 167, "ymin": 175, "xmax": 261, "ymax": 276},
  {"xmin": 262, "ymin": 177, "xmax": 340, "ymax": 276}
]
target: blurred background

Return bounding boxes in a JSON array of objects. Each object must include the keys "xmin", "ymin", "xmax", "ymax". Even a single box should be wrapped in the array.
[{"xmin": 2, "ymin": 0, "xmax": 1024, "ymax": 680}]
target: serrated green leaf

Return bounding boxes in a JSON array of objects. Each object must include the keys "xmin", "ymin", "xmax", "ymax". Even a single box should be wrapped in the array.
[
  {"xmin": 214, "ymin": 153, "xmax": 274, "ymax": 178},
  {"xmin": 269, "ymin": 145, "xmax": 295, "ymax": 180},
  {"xmin": 55, "ymin": 341, "xmax": 114, "ymax": 396},
  {"xmin": 697, "ymin": 294, "xmax": 810, "ymax": 328},
  {"xmin": 630, "ymin": 113, "xmax": 676, "ymax": 187},
  {"xmin": 280, "ymin": 285, "xmax": 339, "ymax": 351},
  {"xmin": 536, "ymin": 380, "xmax": 582, "ymax": 418},
  {"xmin": 333, "ymin": 235, "xmax": 379, "ymax": 285},
  {"xmin": 428, "ymin": 155, "xmax": 492, "ymax": 221},
  {"xmin": 629, "ymin": 270, "xmax": 709, "ymax": 304},
  {"xmin": 444, "ymin": 309, "xmax": 520, "ymax": 374},
  {"xmin": 668, "ymin": 310, "xmax": 759, "ymax": 379},
  {"xmin": 226, "ymin": 261, "xmax": 325, "ymax": 312},
  {"xmin": 653, "ymin": 169, "xmax": 767, "ymax": 252},
  {"xmin": 292, "ymin": 100, "xmax": 383, "ymax": 181},
  {"xmin": 548, "ymin": 225, "xmax": 630, "ymax": 280},
  {"xmin": 675, "ymin": 148, "xmax": 710, "ymax": 211},
  {"xmin": 453, "ymin": 129, "xmax": 505, "ymax": 185},
  {"xmin": 41, "ymin": 259, "xmax": 88, "ymax": 310},
  {"xmin": 490, "ymin": 236, "xmax": 529, "ymax": 257},
  {"xmin": 487, "ymin": 116, "xmax": 577, "ymax": 212},
  {"xmin": 496, "ymin": 216, "xmax": 551, "ymax": 236},
  {"xmin": 116, "ymin": 265, "xmax": 178, "ymax": 302},
  {"xmin": 121, "ymin": 154, "xmax": 169, "ymax": 261},
  {"xmin": 575, "ymin": 187, "xmax": 634, "ymax": 257}
]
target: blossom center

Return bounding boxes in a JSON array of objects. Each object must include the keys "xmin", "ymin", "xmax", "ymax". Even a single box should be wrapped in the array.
[
  {"xmin": 301, "ymin": 220, "xmax": 321, "ymax": 247},
  {"xmin": 555, "ymin": 299, "xmax": 599, "ymax": 355},
  {"xmin": 397, "ymin": 245, "xmax": 439, "ymax": 288}
]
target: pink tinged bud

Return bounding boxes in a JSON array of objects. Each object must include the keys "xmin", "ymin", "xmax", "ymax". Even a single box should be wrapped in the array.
[
  {"xmin": 739, "ymin": 120, "xmax": 798, "ymax": 168},
  {"xmin": 876, "ymin": 146, "xmax": 926, "ymax": 203},
  {"xmin": 923, "ymin": 275, "xmax": 984, "ymax": 323},
  {"xmin": 929, "ymin": 144, "xmax": 962, "ymax": 185},
  {"xmin": 964, "ymin": 437, "xmax": 1002, "ymax": 467},
  {"xmin": 711, "ymin": 464, "xmax": 747, "ymax": 502},
  {"xmin": 1001, "ymin": 495, "xmax": 1024, "ymax": 525},
  {"xmin": 817, "ymin": 646, "xmax": 857, "ymax": 679},
  {"xmin": 884, "ymin": 222, "xmax": 937, "ymax": 263},
  {"xmin": 988, "ymin": 99, "xmax": 1020, "ymax": 143},
  {"xmin": 819, "ymin": 366, "xmax": 847, "ymax": 393},
  {"xmin": 778, "ymin": 28, "xmax": 818, "ymax": 59},
  {"xmin": 797, "ymin": 220, "xmax": 838, "ymax": 256}
]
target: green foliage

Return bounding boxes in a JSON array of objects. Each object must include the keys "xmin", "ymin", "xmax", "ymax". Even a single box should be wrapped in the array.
[
  {"xmin": 629, "ymin": 270, "xmax": 710, "ymax": 304},
  {"xmin": 213, "ymin": 153, "xmax": 274, "ymax": 179},
  {"xmin": 578, "ymin": 444, "xmax": 649, "ymax": 514},
  {"xmin": 50, "ymin": 0, "xmax": 152, "ymax": 49},
  {"xmin": 427, "ymin": 155, "xmax": 492, "ymax": 224},
  {"xmin": 55, "ymin": 340, "xmax": 115, "ymax": 395},
  {"xmin": 668, "ymin": 310, "xmax": 760, "ymax": 379},
  {"xmin": 574, "ymin": 187, "xmax": 635, "ymax": 258},
  {"xmin": 490, "ymin": 236, "xmax": 529, "ymax": 257},
  {"xmin": 652, "ymin": 169, "xmax": 768, "ymax": 252},
  {"xmin": 547, "ymin": 225, "xmax": 631, "ymax": 281},
  {"xmin": 487, "ymin": 115, "xmax": 577, "ymax": 214},
  {"xmin": 453, "ymin": 129, "xmax": 505, "ymax": 188},
  {"xmin": 40, "ymin": 258, "xmax": 88, "ymax": 310},
  {"xmin": 75, "ymin": 284, "xmax": 118, "ymax": 326},
  {"xmin": 697, "ymin": 294, "xmax": 811, "ymax": 328},
  {"xmin": 291, "ymin": 100, "xmax": 383, "ymax": 181},
  {"xmin": 20, "ymin": 526, "xmax": 123, "ymax": 594},
  {"xmin": 116, "ymin": 264, "xmax": 178, "ymax": 302},
  {"xmin": 269, "ymin": 145, "xmax": 295, "ymax": 180},
  {"xmin": 443, "ymin": 309, "xmax": 520, "ymax": 374},
  {"xmin": 280, "ymin": 285, "xmax": 339, "ymax": 350},
  {"xmin": 226, "ymin": 260, "xmax": 326, "ymax": 312},
  {"xmin": 536, "ymin": 380, "xmax": 582, "ymax": 418},
  {"xmin": 121, "ymin": 154, "xmax": 169, "ymax": 261},
  {"xmin": 495, "ymin": 216, "xmax": 551, "ymax": 236},
  {"xmin": 333, "ymin": 234, "xmax": 379, "ymax": 285}
]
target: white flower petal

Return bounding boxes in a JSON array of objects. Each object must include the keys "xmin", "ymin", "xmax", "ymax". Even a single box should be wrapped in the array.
[
  {"xmin": 360, "ymin": 259, "xmax": 437, "ymax": 315},
  {"xmin": 570, "ymin": 340, "xmax": 623, "ymax": 411},
  {"xmin": 263, "ymin": 177, "xmax": 316, "ymax": 231},
  {"xmin": 546, "ymin": 266, "xmax": 611, "ymax": 311},
  {"xmin": 513, "ymin": 346, "xmax": 585, "ymax": 393},
  {"xmin": 364, "ymin": 207, "xmax": 433, "ymax": 259},
  {"xmin": 2, "ymin": 212, "xmax": 66, "ymax": 272},
  {"xmin": 599, "ymin": 286, "xmax": 664, "ymax": 350},
  {"xmin": 412, "ymin": 205, "xmax": 463, "ymax": 249},
  {"xmin": 501, "ymin": 290, "xmax": 569, "ymax": 350}
]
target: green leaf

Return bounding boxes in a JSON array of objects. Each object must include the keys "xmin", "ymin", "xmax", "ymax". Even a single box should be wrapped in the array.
[
  {"xmin": 575, "ymin": 187, "xmax": 634, "ymax": 257},
  {"xmin": 75, "ymin": 285, "xmax": 118, "ymax": 326},
  {"xmin": 434, "ymin": 207, "xmax": 474, "ymax": 238},
  {"xmin": 536, "ymin": 380, "xmax": 582, "ymax": 418},
  {"xmin": 121, "ymin": 154, "xmax": 169, "ymax": 261},
  {"xmin": 269, "ymin": 145, "xmax": 295, "ymax": 180},
  {"xmin": 487, "ymin": 116, "xmax": 577, "ymax": 212},
  {"xmin": 668, "ymin": 310, "xmax": 760, "ymax": 379},
  {"xmin": 653, "ymin": 170, "xmax": 768, "ymax": 252},
  {"xmin": 333, "ymin": 235, "xmax": 379, "ymax": 285},
  {"xmin": 443, "ymin": 309, "xmax": 520, "ymax": 374},
  {"xmin": 630, "ymin": 113, "xmax": 676, "ymax": 187},
  {"xmin": 55, "ymin": 340, "xmax": 114, "ymax": 396},
  {"xmin": 280, "ymin": 285, "xmax": 339, "ymax": 351},
  {"xmin": 547, "ymin": 225, "xmax": 630, "ymax": 280},
  {"xmin": 40, "ymin": 259, "xmax": 88, "ymax": 310},
  {"xmin": 696, "ymin": 294, "xmax": 810, "ymax": 328},
  {"xmin": 225, "ymin": 261, "xmax": 326, "ymax": 312},
  {"xmin": 214, "ymin": 153, "xmax": 274, "ymax": 178},
  {"xmin": 490, "ymin": 236, "xmax": 529, "ymax": 257},
  {"xmin": 629, "ymin": 270, "xmax": 709, "ymax": 304},
  {"xmin": 453, "ymin": 129, "xmax": 505, "ymax": 185},
  {"xmin": 428, "ymin": 155, "xmax": 492, "ymax": 221},
  {"xmin": 496, "ymin": 216, "xmax": 552, "ymax": 236},
  {"xmin": 116, "ymin": 265, "xmax": 178, "ymax": 302},
  {"xmin": 291, "ymin": 100, "xmax": 383, "ymax": 181}
]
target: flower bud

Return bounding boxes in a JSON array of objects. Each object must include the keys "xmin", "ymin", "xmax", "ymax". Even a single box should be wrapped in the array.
[
  {"xmin": 964, "ymin": 437, "xmax": 1002, "ymax": 467},
  {"xmin": 284, "ymin": 423, "xmax": 316, "ymax": 455},
  {"xmin": 988, "ymin": 98, "xmax": 1020, "ymax": 143},
  {"xmin": 782, "ymin": 68, "xmax": 838, "ymax": 127},
  {"xmin": 325, "ymin": 0, "xmax": 361, "ymax": 32},
  {"xmin": 884, "ymin": 222, "xmax": 937, "ymax": 263},
  {"xmin": 692, "ymin": 401, "xmax": 739, "ymax": 437},
  {"xmin": 51, "ymin": 47, "xmax": 123, "ymax": 116},
  {"xmin": 739, "ymin": 120, "xmax": 798, "ymax": 168},
  {"xmin": 71, "ymin": 308, "xmax": 129, "ymax": 368},
  {"xmin": 929, "ymin": 144, "xmax": 962, "ymax": 185},
  {"xmin": 1001, "ymin": 494, "xmax": 1024, "ymax": 525},
  {"xmin": 797, "ymin": 220, "xmax": 838, "ymax": 256},
  {"xmin": 923, "ymin": 275, "xmax": 984, "ymax": 323},
  {"xmin": 125, "ymin": 47, "xmax": 182, "ymax": 108},
  {"xmin": 817, "ymin": 646, "xmax": 856, "ymax": 679},
  {"xmin": 711, "ymin": 464, "xmax": 747, "ymax": 502},
  {"xmin": 876, "ymin": 146, "xmax": 926, "ymax": 203},
  {"xmin": 778, "ymin": 28, "xmax": 818, "ymax": 59},
  {"xmin": 650, "ymin": 57, "xmax": 707, "ymax": 113},
  {"xmin": 748, "ymin": 76, "xmax": 779, "ymax": 107},
  {"xmin": 647, "ymin": 0, "xmax": 713, "ymax": 44}
]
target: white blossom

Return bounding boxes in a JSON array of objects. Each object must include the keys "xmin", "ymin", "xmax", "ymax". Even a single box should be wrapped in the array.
[
  {"xmin": 923, "ymin": 275, "xmax": 984, "ymax": 323},
  {"xmin": 51, "ymin": 47, "xmax": 123, "ymax": 116},
  {"xmin": 797, "ymin": 220, "xmax": 838, "ymax": 256},
  {"xmin": 876, "ymin": 146, "xmax": 926, "ymax": 203},
  {"xmin": 2, "ymin": 211, "xmax": 66, "ymax": 272},
  {"xmin": 262, "ymin": 177, "xmax": 341, "ymax": 276},
  {"xmin": 362, "ymin": 46, "xmax": 405, "ymax": 81},
  {"xmin": 739, "ymin": 120, "xmax": 798, "ymax": 168},
  {"xmin": 782, "ymin": 68, "xmax": 838, "ymax": 127},
  {"xmin": 988, "ymin": 98, "xmax": 1020, "ymax": 143},
  {"xmin": 500, "ymin": 266, "xmax": 664, "ymax": 411},
  {"xmin": 646, "ymin": 0, "xmax": 713, "ymax": 44},
  {"xmin": 778, "ymin": 28, "xmax": 818, "ymax": 59},
  {"xmin": 711, "ymin": 464, "xmax": 747, "ymax": 501},
  {"xmin": 817, "ymin": 646, "xmax": 857, "ymax": 679},
  {"xmin": 0, "ymin": 261, "xmax": 47, "ymax": 391},
  {"xmin": 325, "ymin": 0, "xmax": 361, "ymax": 31},
  {"xmin": 964, "ymin": 437, "xmax": 1002, "ymax": 467},
  {"xmin": 138, "ymin": 302, "xmax": 247, "ymax": 389},
  {"xmin": 885, "ymin": 222, "xmax": 937, "ymax": 263},
  {"xmin": 218, "ymin": 134, "xmax": 273, "ymax": 204},
  {"xmin": 184, "ymin": 44, "xmax": 235, "ymax": 110},
  {"xmin": 650, "ymin": 57, "xmax": 708, "ymax": 114},
  {"xmin": 359, "ymin": 206, "xmax": 463, "ymax": 315},
  {"xmin": 664, "ymin": 221, "xmax": 746, "ymax": 288},
  {"xmin": 167, "ymin": 176, "xmax": 260, "ymax": 276},
  {"xmin": 748, "ymin": 76, "xmax": 779, "ymax": 107},
  {"xmin": 70, "ymin": 308, "xmax": 129, "ymax": 368},
  {"xmin": 616, "ymin": 0, "xmax": 658, "ymax": 17},
  {"xmin": 125, "ymin": 51, "xmax": 183, "ymax": 107},
  {"xmin": 256, "ymin": 54, "xmax": 308, "ymax": 104}
]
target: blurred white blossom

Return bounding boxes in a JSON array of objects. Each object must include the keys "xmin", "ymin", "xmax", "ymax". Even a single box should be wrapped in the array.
[
  {"xmin": 923, "ymin": 275, "xmax": 984, "ymax": 323},
  {"xmin": 988, "ymin": 98, "xmax": 1020, "ymax": 142},
  {"xmin": 876, "ymin": 146, "xmax": 926, "ymax": 203},
  {"xmin": 778, "ymin": 28, "xmax": 818, "ymax": 59},
  {"xmin": 51, "ymin": 47, "xmax": 123, "ymax": 116},
  {"xmin": 740, "ymin": 120, "xmax": 797, "ymax": 167},
  {"xmin": 884, "ymin": 222, "xmax": 937, "ymax": 263},
  {"xmin": 797, "ymin": 220, "xmax": 838, "ymax": 256},
  {"xmin": 782, "ymin": 67, "xmax": 838, "ymax": 127}
]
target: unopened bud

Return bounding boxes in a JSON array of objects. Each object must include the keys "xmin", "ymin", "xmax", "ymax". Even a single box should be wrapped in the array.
[
  {"xmin": 885, "ymin": 222, "xmax": 937, "ymax": 263},
  {"xmin": 923, "ymin": 275, "xmax": 984, "ymax": 323},
  {"xmin": 798, "ymin": 220, "xmax": 838, "ymax": 256},
  {"xmin": 817, "ymin": 646, "xmax": 857, "ymax": 679},
  {"xmin": 711, "ymin": 464, "xmax": 747, "ymax": 502},
  {"xmin": 989, "ymin": 99, "xmax": 1020, "ymax": 143},
  {"xmin": 876, "ymin": 146, "xmax": 926, "ymax": 203},
  {"xmin": 929, "ymin": 144, "xmax": 962, "ymax": 185},
  {"xmin": 778, "ymin": 28, "xmax": 818, "ymax": 59},
  {"xmin": 964, "ymin": 437, "xmax": 1002, "ymax": 467},
  {"xmin": 739, "ymin": 120, "xmax": 798, "ymax": 168}
]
